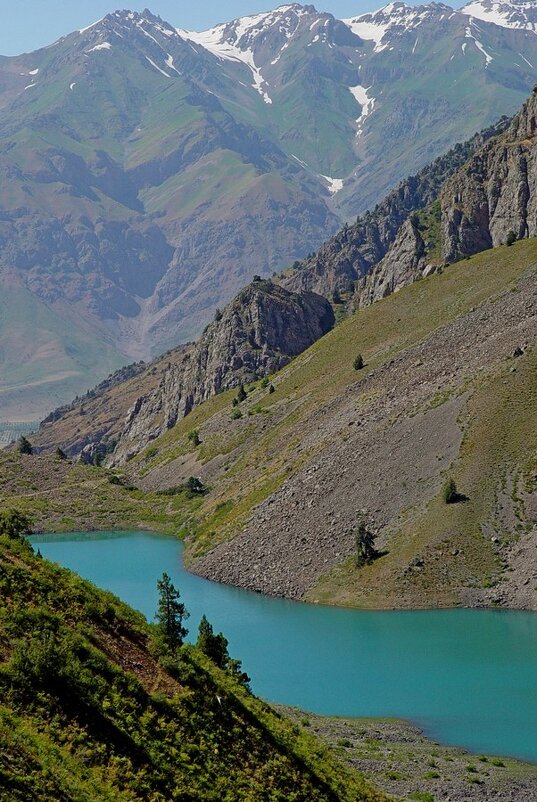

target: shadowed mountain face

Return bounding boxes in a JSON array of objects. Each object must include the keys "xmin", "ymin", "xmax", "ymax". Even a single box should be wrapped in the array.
[{"xmin": 3, "ymin": 2, "xmax": 537, "ymax": 420}]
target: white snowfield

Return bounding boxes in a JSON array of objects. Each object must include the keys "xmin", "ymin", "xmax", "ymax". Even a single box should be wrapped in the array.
[
  {"xmin": 460, "ymin": 0, "xmax": 537, "ymax": 31},
  {"xmin": 86, "ymin": 42, "xmax": 112, "ymax": 53},
  {"xmin": 349, "ymin": 85, "xmax": 376, "ymax": 131},
  {"xmin": 464, "ymin": 20, "xmax": 494, "ymax": 65},
  {"xmin": 176, "ymin": 7, "xmax": 311, "ymax": 105},
  {"xmin": 343, "ymin": 3, "xmax": 434, "ymax": 53}
]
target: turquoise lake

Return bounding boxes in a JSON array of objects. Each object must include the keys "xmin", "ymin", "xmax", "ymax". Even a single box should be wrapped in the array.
[{"xmin": 31, "ymin": 529, "xmax": 537, "ymax": 763}]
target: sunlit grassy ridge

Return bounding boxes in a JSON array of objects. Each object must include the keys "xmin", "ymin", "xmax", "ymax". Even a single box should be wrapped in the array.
[
  {"xmin": 127, "ymin": 240, "xmax": 537, "ymax": 597},
  {"xmin": 0, "ymin": 534, "xmax": 387, "ymax": 801}
]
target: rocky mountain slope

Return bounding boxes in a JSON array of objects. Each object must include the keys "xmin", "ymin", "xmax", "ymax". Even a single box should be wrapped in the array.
[
  {"xmin": 33, "ymin": 85, "xmax": 537, "ymax": 466},
  {"xmin": 0, "ymin": 531, "xmax": 385, "ymax": 801},
  {"xmin": 3, "ymin": 1, "xmax": 537, "ymax": 421},
  {"xmin": 360, "ymin": 84, "xmax": 537, "ymax": 304},
  {"xmin": 461, "ymin": 0, "xmax": 537, "ymax": 30},
  {"xmin": 34, "ymin": 279, "xmax": 334, "ymax": 461},
  {"xmin": 280, "ymin": 117, "xmax": 509, "ymax": 299},
  {"xmin": 107, "ymin": 237, "xmax": 537, "ymax": 610},
  {"xmin": 286, "ymin": 81, "xmax": 537, "ymax": 312}
]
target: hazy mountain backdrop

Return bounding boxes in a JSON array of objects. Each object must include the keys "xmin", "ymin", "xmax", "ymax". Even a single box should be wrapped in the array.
[{"xmin": 2, "ymin": 0, "xmax": 537, "ymax": 422}]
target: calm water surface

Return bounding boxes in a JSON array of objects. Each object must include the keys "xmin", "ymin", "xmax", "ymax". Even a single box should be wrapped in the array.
[{"xmin": 31, "ymin": 530, "xmax": 537, "ymax": 763}]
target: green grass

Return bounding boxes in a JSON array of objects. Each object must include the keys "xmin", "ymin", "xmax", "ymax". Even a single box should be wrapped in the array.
[
  {"xmin": 127, "ymin": 237, "xmax": 537, "ymax": 591},
  {"xmin": 0, "ymin": 533, "xmax": 387, "ymax": 801},
  {"xmin": 0, "ymin": 286, "xmax": 125, "ymax": 422},
  {"xmin": 0, "ymin": 451, "xmax": 193, "ymax": 536}
]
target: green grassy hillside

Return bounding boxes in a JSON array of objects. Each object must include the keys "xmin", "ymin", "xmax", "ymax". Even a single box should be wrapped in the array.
[
  {"xmin": 0, "ymin": 285, "xmax": 124, "ymax": 423},
  {"xmin": 0, "ymin": 532, "xmax": 386, "ymax": 801},
  {"xmin": 123, "ymin": 238, "xmax": 537, "ymax": 608}
]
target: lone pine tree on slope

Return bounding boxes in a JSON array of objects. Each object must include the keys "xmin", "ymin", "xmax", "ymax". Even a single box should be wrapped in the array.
[{"xmin": 155, "ymin": 572, "xmax": 189, "ymax": 651}]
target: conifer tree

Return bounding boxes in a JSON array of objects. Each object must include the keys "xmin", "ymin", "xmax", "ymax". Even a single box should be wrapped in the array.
[
  {"xmin": 155, "ymin": 573, "xmax": 189, "ymax": 651},
  {"xmin": 17, "ymin": 436, "xmax": 33, "ymax": 455}
]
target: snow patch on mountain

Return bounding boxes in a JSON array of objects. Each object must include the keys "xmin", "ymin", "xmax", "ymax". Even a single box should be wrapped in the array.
[
  {"xmin": 343, "ymin": 2, "xmax": 436, "ymax": 53},
  {"xmin": 177, "ymin": 5, "xmax": 319, "ymax": 103},
  {"xmin": 145, "ymin": 56, "xmax": 171, "ymax": 77},
  {"xmin": 79, "ymin": 18, "xmax": 104, "ymax": 34},
  {"xmin": 350, "ymin": 85, "xmax": 375, "ymax": 118},
  {"xmin": 465, "ymin": 21, "xmax": 494, "ymax": 64},
  {"xmin": 178, "ymin": 23, "xmax": 273, "ymax": 103},
  {"xmin": 321, "ymin": 175, "xmax": 345, "ymax": 194},
  {"xmin": 165, "ymin": 54, "xmax": 180, "ymax": 74},
  {"xmin": 86, "ymin": 42, "xmax": 112, "ymax": 53},
  {"xmin": 461, "ymin": 0, "xmax": 537, "ymax": 32}
]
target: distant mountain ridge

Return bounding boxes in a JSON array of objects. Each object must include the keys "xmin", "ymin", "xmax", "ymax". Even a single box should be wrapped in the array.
[
  {"xmin": 31, "ymin": 90, "xmax": 523, "ymax": 464},
  {"xmin": 3, "ymin": 0, "xmax": 537, "ymax": 421}
]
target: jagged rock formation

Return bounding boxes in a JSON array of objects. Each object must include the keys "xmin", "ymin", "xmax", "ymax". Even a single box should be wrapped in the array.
[
  {"xmin": 281, "ymin": 120, "xmax": 508, "ymax": 301},
  {"xmin": 356, "ymin": 217, "xmax": 430, "ymax": 308},
  {"xmin": 111, "ymin": 280, "xmax": 334, "ymax": 464},
  {"xmin": 441, "ymin": 88, "xmax": 537, "ymax": 261},
  {"xmin": 357, "ymin": 87, "xmax": 537, "ymax": 302},
  {"xmin": 35, "ymin": 280, "xmax": 334, "ymax": 462}
]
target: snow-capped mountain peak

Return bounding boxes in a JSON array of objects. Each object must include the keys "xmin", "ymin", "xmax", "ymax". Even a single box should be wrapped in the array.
[
  {"xmin": 461, "ymin": 0, "xmax": 537, "ymax": 32},
  {"xmin": 177, "ymin": 4, "xmax": 317, "ymax": 56},
  {"xmin": 71, "ymin": 10, "xmax": 189, "ymax": 79},
  {"xmin": 178, "ymin": 4, "xmax": 324, "ymax": 104},
  {"xmin": 343, "ymin": 2, "xmax": 453, "ymax": 52}
]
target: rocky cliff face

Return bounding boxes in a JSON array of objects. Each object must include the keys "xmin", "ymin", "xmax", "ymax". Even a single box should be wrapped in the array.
[
  {"xmin": 356, "ymin": 218, "xmax": 430, "ymax": 308},
  {"xmin": 281, "ymin": 120, "xmax": 507, "ymax": 301},
  {"xmin": 441, "ymin": 89, "xmax": 537, "ymax": 261},
  {"xmin": 294, "ymin": 88, "xmax": 537, "ymax": 311},
  {"xmin": 360, "ymin": 88, "xmax": 537, "ymax": 300},
  {"xmin": 109, "ymin": 281, "xmax": 334, "ymax": 464}
]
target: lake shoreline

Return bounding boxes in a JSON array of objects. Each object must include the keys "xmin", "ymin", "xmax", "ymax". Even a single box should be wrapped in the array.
[
  {"xmin": 279, "ymin": 707, "xmax": 537, "ymax": 800},
  {"xmin": 34, "ymin": 525, "xmax": 537, "ymax": 614}
]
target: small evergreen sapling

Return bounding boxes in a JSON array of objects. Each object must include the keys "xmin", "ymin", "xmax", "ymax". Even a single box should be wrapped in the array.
[
  {"xmin": 442, "ymin": 477, "xmax": 459, "ymax": 504},
  {"xmin": 187, "ymin": 429, "xmax": 201, "ymax": 447},
  {"xmin": 17, "ymin": 436, "xmax": 33, "ymax": 455},
  {"xmin": 355, "ymin": 519, "xmax": 378, "ymax": 567},
  {"xmin": 353, "ymin": 354, "xmax": 364, "ymax": 371}
]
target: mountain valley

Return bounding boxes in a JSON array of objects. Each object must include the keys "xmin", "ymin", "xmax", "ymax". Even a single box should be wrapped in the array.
[
  {"xmin": 3, "ymin": 3, "xmax": 537, "ymax": 799},
  {"xmin": 3, "ymin": 0, "xmax": 537, "ymax": 420}
]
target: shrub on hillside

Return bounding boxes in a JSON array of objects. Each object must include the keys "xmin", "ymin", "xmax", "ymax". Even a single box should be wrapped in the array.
[
  {"xmin": 17, "ymin": 436, "xmax": 32, "ymax": 455},
  {"xmin": 442, "ymin": 477, "xmax": 460, "ymax": 504}
]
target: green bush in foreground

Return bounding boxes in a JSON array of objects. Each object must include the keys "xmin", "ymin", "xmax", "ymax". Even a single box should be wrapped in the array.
[{"xmin": 0, "ymin": 534, "xmax": 386, "ymax": 802}]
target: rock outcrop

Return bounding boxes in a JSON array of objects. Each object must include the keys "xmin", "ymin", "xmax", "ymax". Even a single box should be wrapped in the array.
[
  {"xmin": 356, "ymin": 218, "xmax": 430, "ymax": 308},
  {"xmin": 281, "ymin": 120, "xmax": 508, "ymax": 301},
  {"xmin": 110, "ymin": 280, "xmax": 334, "ymax": 464},
  {"xmin": 292, "ymin": 88, "xmax": 537, "ymax": 314},
  {"xmin": 356, "ymin": 89, "xmax": 537, "ymax": 299},
  {"xmin": 441, "ymin": 88, "xmax": 537, "ymax": 261}
]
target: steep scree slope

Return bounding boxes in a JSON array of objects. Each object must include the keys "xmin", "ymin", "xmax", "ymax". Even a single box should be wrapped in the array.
[{"xmin": 125, "ymin": 239, "xmax": 537, "ymax": 610}]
